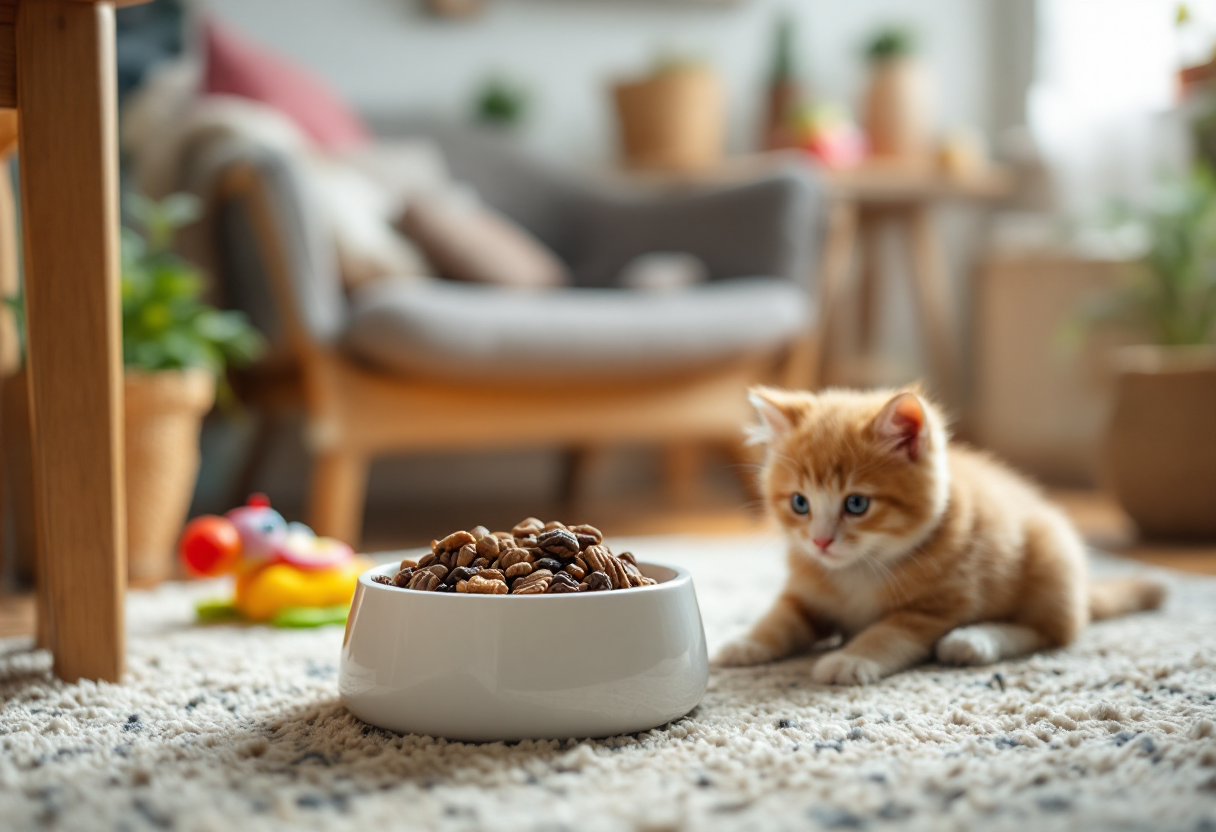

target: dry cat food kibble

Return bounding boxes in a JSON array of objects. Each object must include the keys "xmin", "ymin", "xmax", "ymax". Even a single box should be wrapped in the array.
[{"xmin": 379, "ymin": 519, "xmax": 657, "ymax": 595}]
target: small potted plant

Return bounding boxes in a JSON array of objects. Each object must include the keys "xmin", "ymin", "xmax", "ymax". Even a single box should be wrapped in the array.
[
  {"xmin": 612, "ymin": 53, "xmax": 724, "ymax": 172},
  {"xmin": 861, "ymin": 25, "xmax": 932, "ymax": 164},
  {"xmin": 120, "ymin": 193, "xmax": 264, "ymax": 584},
  {"xmin": 4, "ymin": 194, "xmax": 264, "ymax": 586},
  {"xmin": 1082, "ymin": 165, "xmax": 1216, "ymax": 538}
]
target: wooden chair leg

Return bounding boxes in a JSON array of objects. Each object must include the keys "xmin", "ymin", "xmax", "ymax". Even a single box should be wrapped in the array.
[
  {"xmin": 17, "ymin": 1, "xmax": 126, "ymax": 682},
  {"xmin": 558, "ymin": 445, "xmax": 601, "ymax": 511},
  {"xmin": 661, "ymin": 442, "xmax": 704, "ymax": 506},
  {"xmin": 308, "ymin": 449, "xmax": 368, "ymax": 547}
]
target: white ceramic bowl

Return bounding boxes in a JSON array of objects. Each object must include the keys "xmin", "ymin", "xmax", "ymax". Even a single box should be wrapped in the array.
[{"xmin": 339, "ymin": 558, "xmax": 708, "ymax": 741}]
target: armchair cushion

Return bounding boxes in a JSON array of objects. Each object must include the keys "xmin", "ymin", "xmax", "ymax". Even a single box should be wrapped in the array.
[
  {"xmin": 569, "ymin": 167, "xmax": 817, "ymax": 289},
  {"xmin": 342, "ymin": 278, "xmax": 810, "ymax": 383},
  {"xmin": 399, "ymin": 193, "xmax": 569, "ymax": 289}
]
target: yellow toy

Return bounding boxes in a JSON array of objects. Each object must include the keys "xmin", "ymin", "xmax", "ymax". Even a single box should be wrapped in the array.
[{"xmin": 179, "ymin": 494, "xmax": 370, "ymax": 627}]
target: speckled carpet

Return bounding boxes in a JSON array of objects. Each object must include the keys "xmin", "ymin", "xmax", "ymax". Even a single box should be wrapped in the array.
[{"xmin": 1, "ymin": 534, "xmax": 1214, "ymax": 832}]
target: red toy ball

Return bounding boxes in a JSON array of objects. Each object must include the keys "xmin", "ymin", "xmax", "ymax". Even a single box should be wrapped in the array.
[{"xmin": 179, "ymin": 515, "xmax": 242, "ymax": 577}]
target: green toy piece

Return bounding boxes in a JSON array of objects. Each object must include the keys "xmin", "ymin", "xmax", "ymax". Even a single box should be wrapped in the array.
[
  {"xmin": 194, "ymin": 597, "xmax": 348, "ymax": 628},
  {"xmin": 270, "ymin": 605, "xmax": 351, "ymax": 629}
]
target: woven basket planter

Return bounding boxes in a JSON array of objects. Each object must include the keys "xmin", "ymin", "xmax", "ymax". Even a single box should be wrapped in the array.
[
  {"xmin": 124, "ymin": 368, "xmax": 215, "ymax": 586},
  {"xmin": 862, "ymin": 56, "xmax": 932, "ymax": 164},
  {"xmin": 612, "ymin": 66, "xmax": 724, "ymax": 172},
  {"xmin": 1105, "ymin": 346, "xmax": 1216, "ymax": 540}
]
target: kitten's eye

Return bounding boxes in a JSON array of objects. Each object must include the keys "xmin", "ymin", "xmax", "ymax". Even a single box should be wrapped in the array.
[
  {"xmin": 790, "ymin": 493, "xmax": 810, "ymax": 515},
  {"xmin": 843, "ymin": 494, "xmax": 870, "ymax": 516}
]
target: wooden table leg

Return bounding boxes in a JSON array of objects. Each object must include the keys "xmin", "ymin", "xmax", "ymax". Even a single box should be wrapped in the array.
[
  {"xmin": 17, "ymin": 0, "xmax": 126, "ymax": 682},
  {"xmin": 783, "ymin": 199, "xmax": 859, "ymax": 390},
  {"xmin": 802, "ymin": 199, "xmax": 858, "ymax": 390},
  {"xmin": 855, "ymin": 208, "xmax": 884, "ymax": 358},
  {"xmin": 901, "ymin": 203, "xmax": 960, "ymax": 404}
]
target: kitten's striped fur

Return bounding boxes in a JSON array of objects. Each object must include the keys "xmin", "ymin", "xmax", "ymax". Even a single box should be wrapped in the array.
[{"xmin": 716, "ymin": 386, "xmax": 1165, "ymax": 685}]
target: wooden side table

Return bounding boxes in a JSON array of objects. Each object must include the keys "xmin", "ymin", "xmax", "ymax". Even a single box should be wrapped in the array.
[
  {"xmin": 807, "ymin": 162, "xmax": 1014, "ymax": 404},
  {"xmin": 615, "ymin": 155, "xmax": 1013, "ymax": 401},
  {"xmin": 0, "ymin": 0, "xmax": 144, "ymax": 682}
]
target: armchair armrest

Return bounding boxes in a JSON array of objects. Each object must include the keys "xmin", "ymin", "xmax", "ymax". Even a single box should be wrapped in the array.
[
  {"xmin": 205, "ymin": 140, "xmax": 349, "ymax": 361},
  {"xmin": 566, "ymin": 163, "xmax": 822, "ymax": 289}
]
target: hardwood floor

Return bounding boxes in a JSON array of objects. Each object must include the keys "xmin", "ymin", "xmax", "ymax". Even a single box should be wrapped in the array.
[{"xmin": 2, "ymin": 488, "xmax": 1213, "ymax": 640}]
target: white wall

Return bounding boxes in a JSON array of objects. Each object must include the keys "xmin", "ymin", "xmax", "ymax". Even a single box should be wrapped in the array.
[{"xmin": 205, "ymin": 0, "xmax": 1002, "ymax": 164}]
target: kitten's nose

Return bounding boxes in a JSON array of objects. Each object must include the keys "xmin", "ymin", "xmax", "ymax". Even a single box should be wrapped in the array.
[{"xmin": 813, "ymin": 537, "xmax": 834, "ymax": 552}]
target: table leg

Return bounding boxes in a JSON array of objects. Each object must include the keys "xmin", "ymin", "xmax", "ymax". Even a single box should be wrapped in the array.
[
  {"xmin": 783, "ymin": 199, "xmax": 858, "ymax": 390},
  {"xmin": 855, "ymin": 209, "xmax": 884, "ymax": 358},
  {"xmin": 901, "ymin": 204, "xmax": 960, "ymax": 404},
  {"xmin": 17, "ymin": 0, "xmax": 125, "ymax": 682}
]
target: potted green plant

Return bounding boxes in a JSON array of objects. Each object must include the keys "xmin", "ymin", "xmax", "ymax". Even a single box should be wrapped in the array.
[
  {"xmin": 1084, "ymin": 165, "xmax": 1216, "ymax": 538},
  {"xmin": 4, "ymin": 194, "xmax": 263, "ymax": 585},
  {"xmin": 762, "ymin": 12, "xmax": 802, "ymax": 151},
  {"xmin": 120, "ymin": 193, "xmax": 263, "ymax": 584},
  {"xmin": 861, "ymin": 25, "xmax": 932, "ymax": 163}
]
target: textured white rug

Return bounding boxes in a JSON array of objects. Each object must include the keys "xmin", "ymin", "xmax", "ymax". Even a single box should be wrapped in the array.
[{"xmin": 1, "ymin": 534, "xmax": 1215, "ymax": 832}]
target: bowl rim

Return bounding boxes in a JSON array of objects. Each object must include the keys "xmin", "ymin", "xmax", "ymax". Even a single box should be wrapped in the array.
[{"xmin": 358, "ymin": 556, "xmax": 692, "ymax": 600}]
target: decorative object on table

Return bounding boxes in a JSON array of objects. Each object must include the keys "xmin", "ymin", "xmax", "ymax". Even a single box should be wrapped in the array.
[
  {"xmin": 761, "ymin": 12, "xmax": 802, "ymax": 151},
  {"xmin": 424, "ymin": 0, "xmax": 484, "ymax": 19},
  {"xmin": 1, "ymin": 294, "xmax": 35, "ymax": 585},
  {"xmin": 473, "ymin": 74, "xmax": 529, "ymax": 128},
  {"xmin": 790, "ymin": 101, "xmax": 866, "ymax": 169},
  {"xmin": 860, "ymin": 25, "xmax": 932, "ymax": 165},
  {"xmin": 937, "ymin": 126, "xmax": 989, "ymax": 178},
  {"xmin": 1077, "ymin": 165, "xmax": 1216, "ymax": 538},
  {"xmin": 120, "ymin": 193, "xmax": 264, "ymax": 584},
  {"xmin": 612, "ymin": 55, "xmax": 724, "ymax": 172},
  {"xmin": 181, "ymin": 493, "xmax": 371, "ymax": 626}
]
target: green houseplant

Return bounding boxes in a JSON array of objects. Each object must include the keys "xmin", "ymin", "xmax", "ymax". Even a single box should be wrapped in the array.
[
  {"xmin": 4, "ymin": 194, "xmax": 263, "ymax": 585},
  {"xmin": 121, "ymin": 193, "xmax": 262, "ymax": 584},
  {"xmin": 1085, "ymin": 165, "xmax": 1216, "ymax": 538}
]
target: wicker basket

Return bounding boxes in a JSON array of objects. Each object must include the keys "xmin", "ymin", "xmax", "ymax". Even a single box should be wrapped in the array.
[
  {"xmin": 862, "ymin": 57, "xmax": 932, "ymax": 163},
  {"xmin": 612, "ymin": 66, "xmax": 724, "ymax": 172},
  {"xmin": 124, "ymin": 368, "xmax": 215, "ymax": 586},
  {"xmin": 1105, "ymin": 346, "xmax": 1216, "ymax": 539}
]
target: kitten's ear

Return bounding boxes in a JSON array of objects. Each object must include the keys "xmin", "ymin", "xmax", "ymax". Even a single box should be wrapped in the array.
[
  {"xmin": 746, "ymin": 386, "xmax": 803, "ymax": 446},
  {"xmin": 873, "ymin": 392, "xmax": 927, "ymax": 461}
]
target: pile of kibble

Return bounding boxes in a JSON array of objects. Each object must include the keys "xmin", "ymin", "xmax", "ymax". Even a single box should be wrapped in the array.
[{"xmin": 370, "ymin": 517, "xmax": 657, "ymax": 595}]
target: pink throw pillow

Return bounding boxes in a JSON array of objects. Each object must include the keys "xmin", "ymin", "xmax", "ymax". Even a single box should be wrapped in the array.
[{"xmin": 202, "ymin": 20, "xmax": 370, "ymax": 152}]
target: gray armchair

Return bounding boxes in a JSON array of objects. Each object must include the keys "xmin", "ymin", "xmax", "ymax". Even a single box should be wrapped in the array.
[{"xmin": 208, "ymin": 123, "xmax": 822, "ymax": 544}]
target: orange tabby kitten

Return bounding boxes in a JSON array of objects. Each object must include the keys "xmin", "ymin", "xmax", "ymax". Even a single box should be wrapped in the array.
[{"xmin": 715, "ymin": 385, "xmax": 1165, "ymax": 685}]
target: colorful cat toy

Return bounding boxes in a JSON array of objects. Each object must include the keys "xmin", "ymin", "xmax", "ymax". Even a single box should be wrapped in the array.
[{"xmin": 179, "ymin": 494, "xmax": 370, "ymax": 627}]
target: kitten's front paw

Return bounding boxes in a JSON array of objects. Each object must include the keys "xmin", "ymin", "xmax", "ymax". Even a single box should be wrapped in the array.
[
  {"xmin": 811, "ymin": 651, "xmax": 884, "ymax": 685},
  {"xmin": 936, "ymin": 626, "xmax": 1000, "ymax": 666},
  {"xmin": 713, "ymin": 638, "xmax": 779, "ymax": 667}
]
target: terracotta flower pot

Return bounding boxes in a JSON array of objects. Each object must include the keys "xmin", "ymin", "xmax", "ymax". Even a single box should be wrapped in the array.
[
  {"xmin": 612, "ymin": 66, "xmax": 724, "ymax": 173},
  {"xmin": 1105, "ymin": 345, "xmax": 1216, "ymax": 540},
  {"xmin": 862, "ymin": 57, "xmax": 932, "ymax": 163},
  {"xmin": 124, "ymin": 368, "xmax": 215, "ymax": 586}
]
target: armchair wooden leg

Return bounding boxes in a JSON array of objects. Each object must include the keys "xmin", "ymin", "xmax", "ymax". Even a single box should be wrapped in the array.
[
  {"xmin": 558, "ymin": 445, "xmax": 601, "ymax": 512},
  {"xmin": 783, "ymin": 199, "xmax": 858, "ymax": 391},
  {"xmin": 662, "ymin": 442, "xmax": 704, "ymax": 506},
  {"xmin": 17, "ymin": 1, "xmax": 126, "ymax": 682},
  {"xmin": 308, "ymin": 449, "xmax": 368, "ymax": 547}
]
